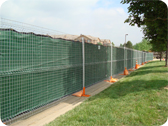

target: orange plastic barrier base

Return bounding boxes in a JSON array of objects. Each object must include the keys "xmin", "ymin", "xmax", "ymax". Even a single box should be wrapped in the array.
[
  {"xmin": 119, "ymin": 67, "xmax": 129, "ymax": 75},
  {"xmin": 135, "ymin": 60, "xmax": 140, "ymax": 69},
  {"xmin": 135, "ymin": 64, "xmax": 140, "ymax": 69},
  {"xmin": 141, "ymin": 62, "xmax": 144, "ymax": 65},
  {"xmin": 72, "ymin": 90, "xmax": 83, "ymax": 97},
  {"xmin": 104, "ymin": 76, "xmax": 118, "ymax": 83},
  {"xmin": 72, "ymin": 87, "xmax": 90, "ymax": 97}
]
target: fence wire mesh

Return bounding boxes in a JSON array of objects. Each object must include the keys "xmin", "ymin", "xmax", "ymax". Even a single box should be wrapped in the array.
[{"xmin": 0, "ymin": 18, "xmax": 153, "ymax": 124}]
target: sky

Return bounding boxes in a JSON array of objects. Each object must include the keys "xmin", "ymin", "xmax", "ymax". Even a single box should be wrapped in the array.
[{"xmin": 0, "ymin": 0, "xmax": 167, "ymax": 46}]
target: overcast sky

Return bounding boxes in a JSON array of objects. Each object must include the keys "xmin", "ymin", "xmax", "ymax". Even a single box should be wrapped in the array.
[{"xmin": 0, "ymin": 0, "xmax": 167, "ymax": 46}]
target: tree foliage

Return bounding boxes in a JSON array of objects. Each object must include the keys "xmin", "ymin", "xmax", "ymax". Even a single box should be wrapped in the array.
[
  {"xmin": 133, "ymin": 39, "xmax": 152, "ymax": 51},
  {"xmin": 120, "ymin": 41, "xmax": 133, "ymax": 48},
  {"xmin": 112, "ymin": 42, "xmax": 115, "ymax": 47},
  {"xmin": 126, "ymin": 41, "xmax": 133, "ymax": 49},
  {"xmin": 97, "ymin": 42, "xmax": 103, "ymax": 45},
  {"xmin": 120, "ymin": 43, "xmax": 123, "ymax": 47},
  {"xmin": 121, "ymin": 0, "xmax": 168, "ymax": 66}
]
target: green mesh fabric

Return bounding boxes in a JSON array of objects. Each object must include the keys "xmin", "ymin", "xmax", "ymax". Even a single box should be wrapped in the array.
[
  {"xmin": 112, "ymin": 47, "xmax": 124, "ymax": 74},
  {"xmin": 0, "ymin": 29, "xmax": 153, "ymax": 121},
  {"xmin": 85, "ymin": 44, "xmax": 111, "ymax": 87},
  {"xmin": 0, "ymin": 29, "xmax": 83, "ymax": 121}
]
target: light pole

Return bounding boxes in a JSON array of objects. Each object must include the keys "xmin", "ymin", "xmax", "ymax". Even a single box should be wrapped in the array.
[{"xmin": 125, "ymin": 34, "xmax": 128, "ymax": 47}]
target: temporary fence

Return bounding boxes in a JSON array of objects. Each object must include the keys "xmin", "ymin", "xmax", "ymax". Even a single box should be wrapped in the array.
[{"xmin": 0, "ymin": 18, "xmax": 153, "ymax": 124}]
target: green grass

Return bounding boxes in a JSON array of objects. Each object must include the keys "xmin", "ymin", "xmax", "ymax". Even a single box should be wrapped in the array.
[{"xmin": 46, "ymin": 61, "xmax": 168, "ymax": 126}]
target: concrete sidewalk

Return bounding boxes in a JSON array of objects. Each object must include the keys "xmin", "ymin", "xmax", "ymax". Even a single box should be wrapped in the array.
[{"xmin": 9, "ymin": 69, "xmax": 136, "ymax": 126}]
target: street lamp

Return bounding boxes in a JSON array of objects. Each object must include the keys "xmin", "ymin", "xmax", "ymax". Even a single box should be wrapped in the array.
[{"xmin": 125, "ymin": 34, "xmax": 128, "ymax": 47}]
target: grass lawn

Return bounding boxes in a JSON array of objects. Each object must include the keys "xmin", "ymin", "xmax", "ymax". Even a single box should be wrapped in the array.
[{"xmin": 46, "ymin": 61, "xmax": 168, "ymax": 126}]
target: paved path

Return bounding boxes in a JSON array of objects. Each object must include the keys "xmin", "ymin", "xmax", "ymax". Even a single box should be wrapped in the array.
[{"xmin": 9, "ymin": 68, "xmax": 138, "ymax": 126}]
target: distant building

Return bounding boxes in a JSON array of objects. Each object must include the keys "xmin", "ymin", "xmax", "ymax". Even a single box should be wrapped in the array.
[
  {"xmin": 51, "ymin": 34, "xmax": 111, "ymax": 46},
  {"xmin": 51, "ymin": 34, "xmax": 79, "ymax": 41},
  {"xmin": 74, "ymin": 34, "xmax": 102, "ymax": 45},
  {"xmin": 101, "ymin": 39, "xmax": 111, "ymax": 46}
]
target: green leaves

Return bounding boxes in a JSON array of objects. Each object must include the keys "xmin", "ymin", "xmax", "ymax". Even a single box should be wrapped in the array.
[
  {"xmin": 133, "ymin": 39, "xmax": 152, "ymax": 51},
  {"xmin": 126, "ymin": 41, "xmax": 133, "ymax": 48},
  {"xmin": 121, "ymin": 0, "xmax": 168, "ymax": 66}
]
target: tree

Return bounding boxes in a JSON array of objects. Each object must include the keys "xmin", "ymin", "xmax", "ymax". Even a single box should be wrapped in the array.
[
  {"xmin": 120, "ymin": 44, "xmax": 123, "ymax": 47},
  {"xmin": 133, "ymin": 44, "xmax": 140, "ymax": 50},
  {"xmin": 126, "ymin": 41, "xmax": 133, "ymax": 49},
  {"xmin": 97, "ymin": 42, "xmax": 103, "ymax": 45},
  {"xmin": 151, "ymin": 42, "xmax": 164, "ymax": 61},
  {"xmin": 133, "ymin": 39, "xmax": 152, "ymax": 51},
  {"xmin": 121, "ymin": 0, "xmax": 168, "ymax": 66},
  {"xmin": 121, "ymin": 41, "xmax": 133, "ymax": 48},
  {"xmin": 112, "ymin": 42, "xmax": 115, "ymax": 47}
]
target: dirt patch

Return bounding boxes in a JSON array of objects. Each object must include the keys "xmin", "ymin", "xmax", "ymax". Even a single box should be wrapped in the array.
[{"xmin": 164, "ymin": 86, "xmax": 168, "ymax": 90}]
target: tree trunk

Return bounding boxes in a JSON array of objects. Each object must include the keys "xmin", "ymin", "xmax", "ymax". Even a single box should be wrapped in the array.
[
  {"xmin": 160, "ymin": 52, "xmax": 162, "ymax": 61},
  {"xmin": 166, "ymin": 40, "xmax": 168, "ymax": 67}
]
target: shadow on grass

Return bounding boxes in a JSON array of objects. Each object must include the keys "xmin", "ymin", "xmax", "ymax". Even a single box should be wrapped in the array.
[
  {"xmin": 128, "ymin": 69, "xmax": 168, "ymax": 77},
  {"xmin": 127, "ymin": 63, "xmax": 168, "ymax": 77},
  {"xmin": 88, "ymin": 79, "xmax": 168, "ymax": 101},
  {"xmin": 87, "ymin": 61, "xmax": 168, "ymax": 101},
  {"xmin": 139, "ymin": 65, "xmax": 164, "ymax": 70}
]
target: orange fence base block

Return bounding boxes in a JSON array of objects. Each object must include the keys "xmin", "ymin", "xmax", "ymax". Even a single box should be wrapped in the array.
[
  {"xmin": 135, "ymin": 60, "xmax": 140, "ymax": 69},
  {"xmin": 141, "ymin": 62, "xmax": 144, "ymax": 65},
  {"xmin": 82, "ymin": 87, "xmax": 90, "ymax": 97},
  {"xmin": 104, "ymin": 76, "xmax": 118, "ymax": 83},
  {"xmin": 135, "ymin": 64, "xmax": 139, "ymax": 69},
  {"xmin": 119, "ymin": 67, "xmax": 129, "ymax": 75},
  {"xmin": 72, "ymin": 90, "xmax": 83, "ymax": 97},
  {"xmin": 72, "ymin": 87, "xmax": 90, "ymax": 97},
  {"xmin": 82, "ymin": 94, "xmax": 90, "ymax": 97}
]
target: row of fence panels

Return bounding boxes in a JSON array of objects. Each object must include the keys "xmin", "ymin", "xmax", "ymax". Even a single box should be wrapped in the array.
[{"xmin": 0, "ymin": 27, "xmax": 153, "ymax": 123}]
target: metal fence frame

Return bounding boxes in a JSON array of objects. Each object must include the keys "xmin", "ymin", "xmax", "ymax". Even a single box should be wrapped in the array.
[{"xmin": 0, "ymin": 18, "xmax": 153, "ymax": 125}]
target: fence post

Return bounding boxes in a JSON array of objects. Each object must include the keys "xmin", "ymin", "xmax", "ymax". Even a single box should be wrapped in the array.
[
  {"xmin": 126, "ymin": 48, "xmax": 127, "ymax": 68},
  {"xmin": 138, "ymin": 51, "xmax": 140, "ymax": 64},
  {"xmin": 82, "ymin": 37, "xmax": 85, "ymax": 89},
  {"xmin": 136, "ymin": 50, "xmax": 137, "ymax": 63},
  {"xmin": 120, "ymin": 46, "xmax": 129, "ymax": 75},
  {"xmin": 73, "ymin": 37, "xmax": 90, "ymax": 97},
  {"xmin": 111, "ymin": 42, "xmax": 112, "ymax": 76},
  {"xmin": 139, "ymin": 51, "xmax": 140, "ymax": 64},
  {"xmin": 144, "ymin": 52, "xmax": 145, "ymax": 62},
  {"xmin": 124, "ymin": 46, "xmax": 125, "ymax": 68},
  {"xmin": 104, "ymin": 43, "xmax": 117, "ymax": 82},
  {"xmin": 128, "ymin": 48, "xmax": 134, "ymax": 71},
  {"xmin": 81, "ymin": 37, "xmax": 90, "ymax": 97},
  {"xmin": 131, "ymin": 49, "xmax": 133, "ymax": 68},
  {"xmin": 142, "ymin": 52, "xmax": 143, "ymax": 63}
]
